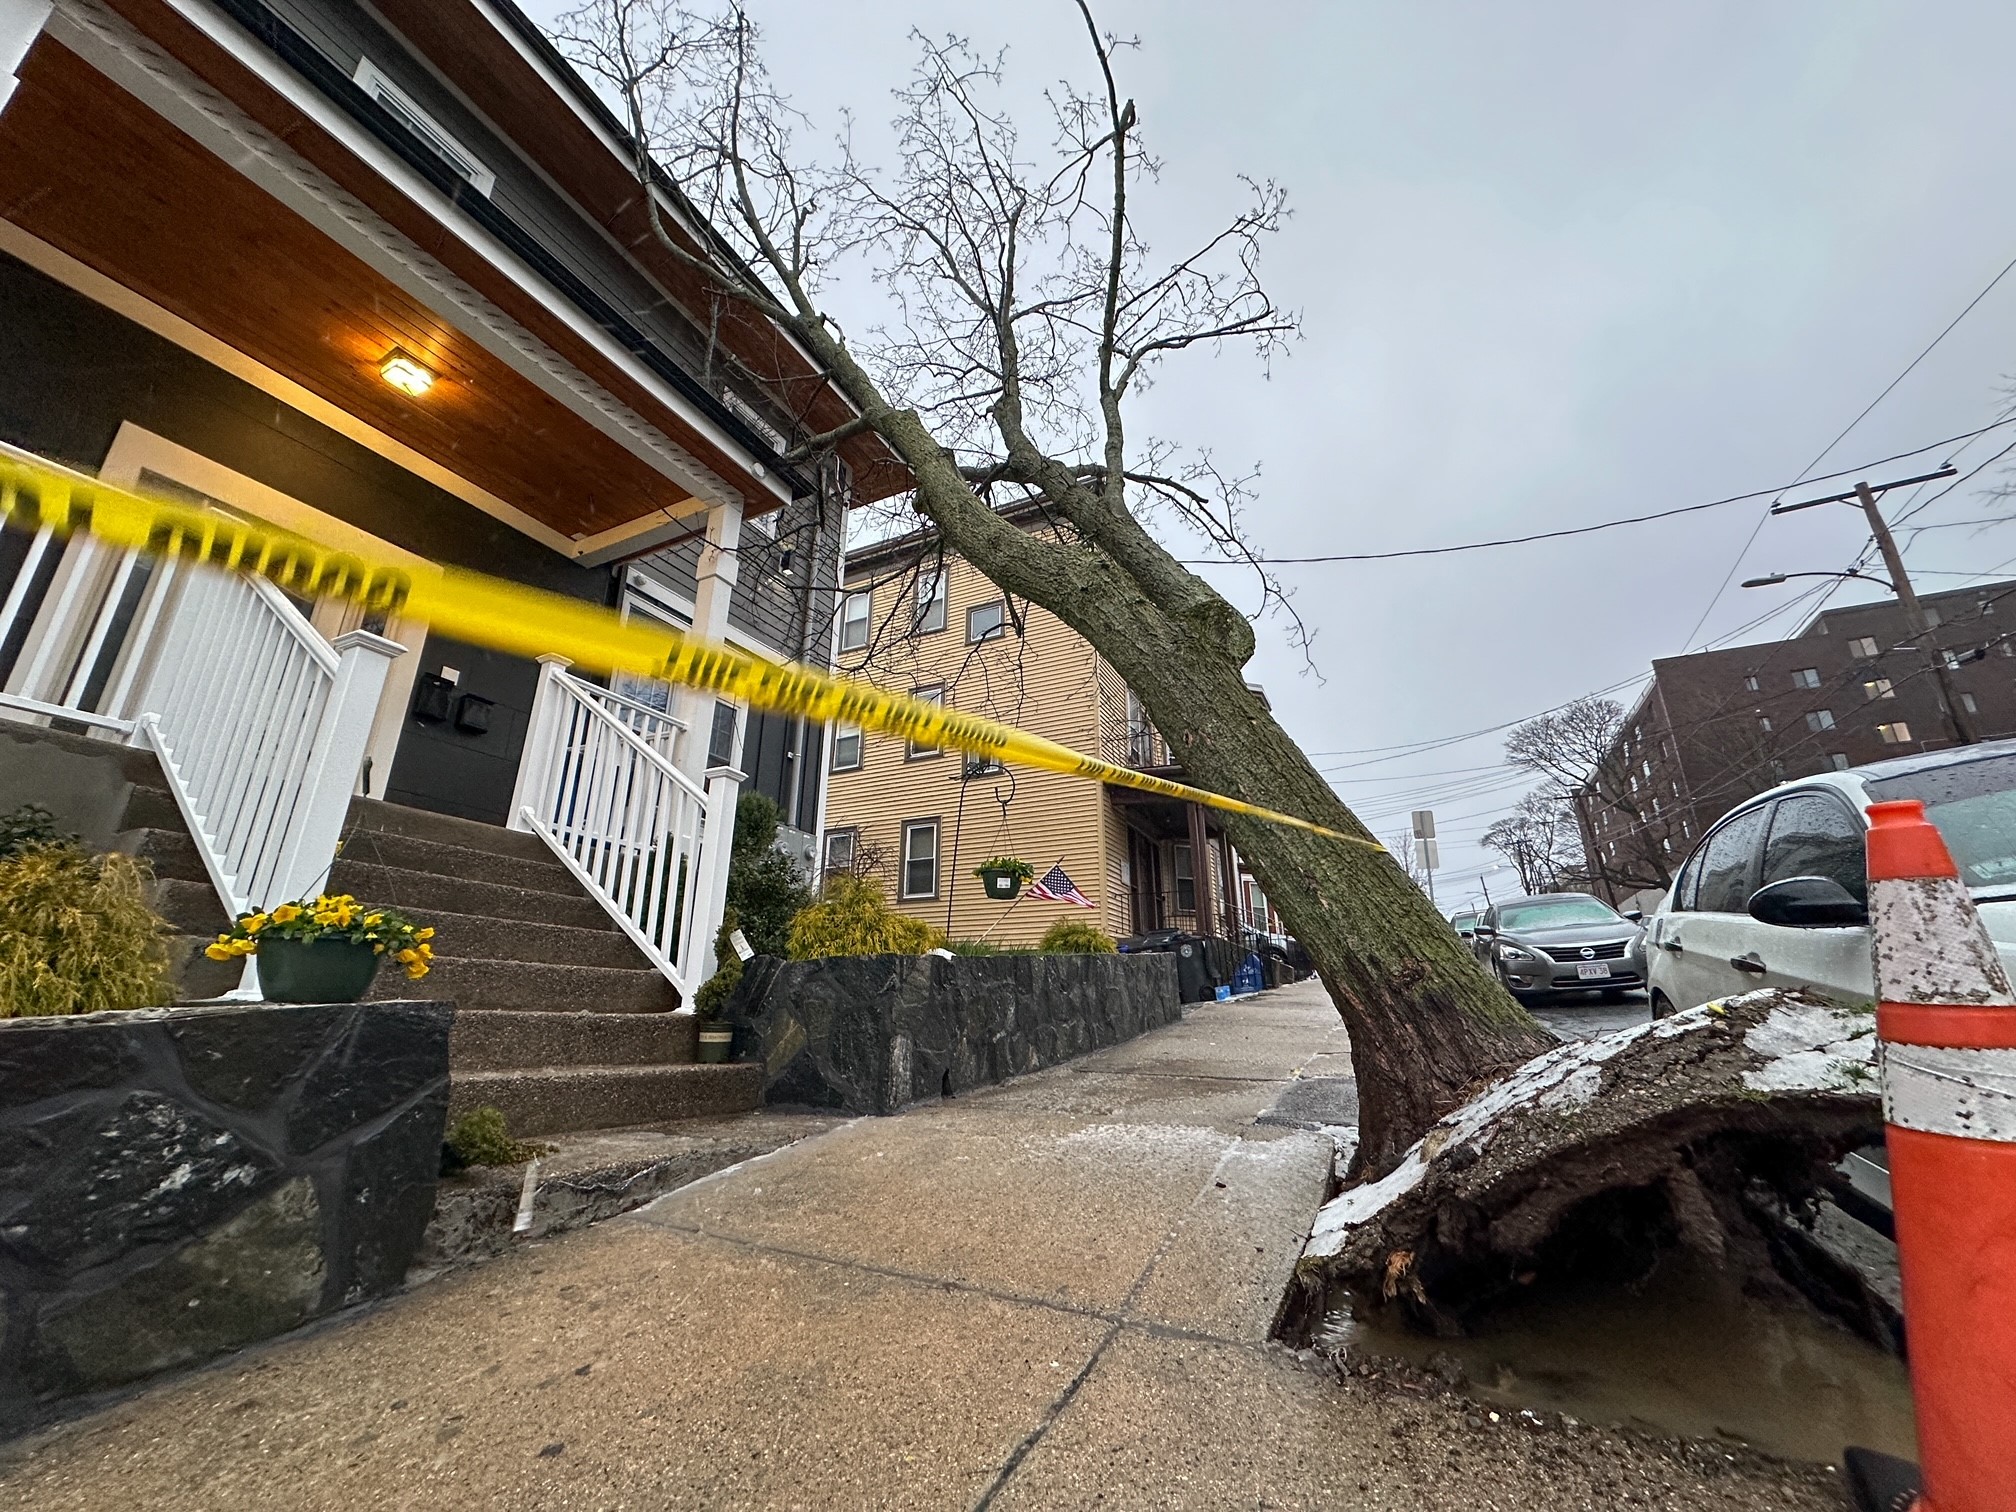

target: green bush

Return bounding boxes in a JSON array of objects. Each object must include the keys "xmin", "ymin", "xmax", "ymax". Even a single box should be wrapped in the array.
[
  {"xmin": 0, "ymin": 804, "xmax": 69, "ymax": 863},
  {"xmin": 444, "ymin": 1105, "xmax": 553, "ymax": 1167},
  {"xmin": 787, "ymin": 873, "xmax": 945, "ymax": 959},
  {"xmin": 1038, "ymin": 919, "xmax": 1117, "ymax": 955},
  {"xmin": 691, "ymin": 907, "xmax": 744, "ymax": 1020},
  {"xmin": 0, "ymin": 843, "xmax": 172, "ymax": 1015},
  {"xmin": 724, "ymin": 793, "xmax": 812, "ymax": 957}
]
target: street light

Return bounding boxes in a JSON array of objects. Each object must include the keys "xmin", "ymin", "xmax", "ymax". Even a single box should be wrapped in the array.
[{"xmin": 1741, "ymin": 568, "xmax": 1895, "ymax": 592}]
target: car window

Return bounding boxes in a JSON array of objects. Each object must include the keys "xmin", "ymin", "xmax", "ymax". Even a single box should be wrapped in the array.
[
  {"xmin": 1867, "ymin": 752, "xmax": 2016, "ymax": 894},
  {"xmin": 1695, "ymin": 805, "xmax": 1770, "ymax": 914},
  {"xmin": 1671, "ymin": 845, "xmax": 1704, "ymax": 911},
  {"xmin": 1496, "ymin": 897, "xmax": 1622, "ymax": 930},
  {"xmin": 1761, "ymin": 792, "xmax": 1867, "ymax": 902}
]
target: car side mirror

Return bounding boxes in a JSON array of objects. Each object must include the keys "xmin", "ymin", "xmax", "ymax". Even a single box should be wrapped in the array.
[
  {"xmin": 1624, "ymin": 909, "xmax": 1643, "ymax": 923},
  {"xmin": 1473, "ymin": 924, "xmax": 1496, "ymax": 939},
  {"xmin": 1747, "ymin": 876, "xmax": 1869, "ymax": 930}
]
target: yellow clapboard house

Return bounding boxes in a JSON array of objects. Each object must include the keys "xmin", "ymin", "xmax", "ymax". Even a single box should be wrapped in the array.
[{"xmin": 821, "ymin": 508, "xmax": 1276, "ymax": 950}]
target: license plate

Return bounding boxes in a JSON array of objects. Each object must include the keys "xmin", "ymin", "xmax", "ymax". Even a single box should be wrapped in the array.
[{"xmin": 1576, "ymin": 962, "xmax": 1611, "ymax": 980}]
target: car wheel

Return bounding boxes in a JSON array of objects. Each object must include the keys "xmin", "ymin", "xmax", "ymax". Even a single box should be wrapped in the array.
[{"xmin": 1650, "ymin": 990, "xmax": 1676, "ymax": 1020}]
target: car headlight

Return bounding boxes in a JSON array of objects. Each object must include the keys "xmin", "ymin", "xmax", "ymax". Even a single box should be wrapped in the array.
[{"xmin": 1498, "ymin": 943, "xmax": 1538, "ymax": 962}]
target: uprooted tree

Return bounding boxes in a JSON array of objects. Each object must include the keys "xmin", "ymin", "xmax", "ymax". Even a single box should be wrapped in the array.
[{"xmin": 550, "ymin": 0, "xmax": 1549, "ymax": 1172}]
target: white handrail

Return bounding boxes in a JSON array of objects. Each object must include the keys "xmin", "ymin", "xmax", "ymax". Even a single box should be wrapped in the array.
[{"xmin": 511, "ymin": 660, "xmax": 739, "ymax": 1000}]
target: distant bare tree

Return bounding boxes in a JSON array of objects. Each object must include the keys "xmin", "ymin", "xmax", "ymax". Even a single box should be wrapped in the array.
[
  {"xmin": 1505, "ymin": 696, "xmax": 1672, "ymax": 892},
  {"xmin": 548, "ymin": 0, "xmax": 1548, "ymax": 1171},
  {"xmin": 1480, "ymin": 790, "xmax": 1584, "ymax": 896}
]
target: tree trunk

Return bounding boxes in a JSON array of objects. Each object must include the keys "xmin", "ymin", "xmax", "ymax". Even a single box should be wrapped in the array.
[{"xmin": 1125, "ymin": 648, "xmax": 1554, "ymax": 1175}]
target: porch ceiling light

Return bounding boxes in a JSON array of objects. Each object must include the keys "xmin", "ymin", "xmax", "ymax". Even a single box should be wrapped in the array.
[{"xmin": 378, "ymin": 349, "xmax": 435, "ymax": 397}]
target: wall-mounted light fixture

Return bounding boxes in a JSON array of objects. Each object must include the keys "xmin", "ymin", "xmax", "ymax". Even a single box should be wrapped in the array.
[{"xmin": 378, "ymin": 348, "xmax": 435, "ymax": 397}]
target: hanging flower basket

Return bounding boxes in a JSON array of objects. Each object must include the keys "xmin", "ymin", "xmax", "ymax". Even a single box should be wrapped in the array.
[
  {"xmin": 206, "ymin": 894, "xmax": 437, "ymax": 1005},
  {"xmin": 974, "ymin": 857, "xmax": 1034, "ymax": 901}
]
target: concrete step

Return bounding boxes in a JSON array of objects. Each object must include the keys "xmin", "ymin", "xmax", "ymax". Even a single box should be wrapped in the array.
[
  {"xmin": 115, "ymin": 826, "xmax": 210, "ymax": 885},
  {"xmin": 373, "ymin": 955, "xmax": 679, "ymax": 1014},
  {"xmin": 450, "ymin": 1010, "xmax": 697, "ymax": 1071},
  {"xmin": 344, "ymin": 796, "xmax": 558, "ymax": 866},
  {"xmin": 334, "ymin": 826, "xmax": 579, "ymax": 896},
  {"xmin": 327, "ymin": 859, "xmax": 613, "ymax": 931},
  {"xmin": 151, "ymin": 877, "xmax": 233, "ymax": 935},
  {"xmin": 448, "ymin": 1064, "xmax": 763, "ymax": 1137},
  {"xmin": 403, "ymin": 908, "xmax": 646, "ymax": 970},
  {"xmin": 0, "ymin": 720, "xmax": 170, "ymax": 790}
]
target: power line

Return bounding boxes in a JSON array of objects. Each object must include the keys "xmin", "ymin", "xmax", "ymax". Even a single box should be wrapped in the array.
[
  {"xmin": 1179, "ymin": 419, "xmax": 2016, "ymax": 567},
  {"xmin": 1679, "ymin": 247, "xmax": 2016, "ymax": 650}
]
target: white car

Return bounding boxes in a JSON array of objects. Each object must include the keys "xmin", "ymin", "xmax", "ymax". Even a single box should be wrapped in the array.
[{"xmin": 1646, "ymin": 739, "xmax": 2016, "ymax": 1017}]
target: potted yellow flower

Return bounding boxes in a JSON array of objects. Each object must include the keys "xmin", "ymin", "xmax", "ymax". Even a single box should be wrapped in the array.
[{"xmin": 205, "ymin": 894, "xmax": 436, "ymax": 1004}]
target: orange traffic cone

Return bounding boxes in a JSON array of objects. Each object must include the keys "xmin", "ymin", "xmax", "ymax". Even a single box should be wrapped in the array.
[{"xmin": 1855, "ymin": 799, "xmax": 2016, "ymax": 1512}]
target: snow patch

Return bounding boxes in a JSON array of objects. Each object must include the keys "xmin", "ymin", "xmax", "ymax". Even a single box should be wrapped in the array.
[{"xmin": 1741, "ymin": 1000, "xmax": 1875, "ymax": 1093}]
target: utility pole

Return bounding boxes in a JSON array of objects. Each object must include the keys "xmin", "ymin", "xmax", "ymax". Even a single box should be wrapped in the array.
[
  {"xmin": 1767, "ymin": 466, "xmax": 1978, "ymax": 747},
  {"xmin": 1853, "ymin": 481, "xmax": 1977, "ymax": 746}
]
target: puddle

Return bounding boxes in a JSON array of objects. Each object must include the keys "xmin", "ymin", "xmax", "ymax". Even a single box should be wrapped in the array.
[{"xmin": 1318, "ymin": 1251, "xmax": 1916, "ymax": 1465}]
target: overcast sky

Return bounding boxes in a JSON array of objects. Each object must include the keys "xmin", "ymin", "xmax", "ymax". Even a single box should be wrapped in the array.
[{"xmin": 531, "ymin": 1, "xmax": 2016, "ymax": 904}]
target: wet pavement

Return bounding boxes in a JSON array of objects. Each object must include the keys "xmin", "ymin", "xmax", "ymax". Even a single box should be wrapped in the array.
[
  {"xmin": 0, "ymin": 980, "xmax": 1843, "ymax": 1510},
  {"xmin": 1530, "ymin": 989, "xmax": 1652, "ymax": 1041}
]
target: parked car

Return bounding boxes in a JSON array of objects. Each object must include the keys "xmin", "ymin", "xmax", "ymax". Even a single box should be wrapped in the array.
[
  {"xmin": 1472, "ymin": 892, "xmax": 1647, "ymax": 1002},
  {"xmin": 1448, "ymin": 909, "xmax": 1480, "ymax": 942},
  {"xmin": 1646, "ymin": 739, "xmax": 2016, "ymax": 1017}
]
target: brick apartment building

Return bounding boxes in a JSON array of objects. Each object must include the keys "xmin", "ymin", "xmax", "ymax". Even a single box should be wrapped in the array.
[{"xmin": 1578, "ymin": 578, "xmax": 2016, "ymax": 900}]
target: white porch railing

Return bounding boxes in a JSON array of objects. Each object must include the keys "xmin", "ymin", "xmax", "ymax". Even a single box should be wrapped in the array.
[
  {"xmin": 0, "ymin": 489, "xmax": 401, "ymax": 937},
  {"xmin": 129, "ymin": 567, "xmax": 401, "ymax": 918},
  {"xmin": 509, "ymin": 655, "xmax": 742, "ymax": 1001}
]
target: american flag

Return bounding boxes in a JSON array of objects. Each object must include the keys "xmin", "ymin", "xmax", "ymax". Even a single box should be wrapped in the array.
[{"xmin": 1028, "ymin": 862, "xmax": 1095, "ymax": 909}]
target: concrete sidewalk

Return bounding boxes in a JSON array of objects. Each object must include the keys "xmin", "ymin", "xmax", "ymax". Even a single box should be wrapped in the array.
[{"xmin": 0, "ymin": 981, "xmax": 1837, "ymax": 1509}]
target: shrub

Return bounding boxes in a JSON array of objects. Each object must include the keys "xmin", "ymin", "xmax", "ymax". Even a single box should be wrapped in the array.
[
  {"xmin": 1038, "ymin": 919, "xmax": 1117, "ymax": 955},
  {"xmin": 971, "ymin": 856, "xmax": 1034, "ymax": 882},
  {"xmin": 0, "ymin": 804, "xmax": 69, "ymax": 862},
  {"xmin": 0, "ymin": 844, "xmax": 172, "ymax": 1015},
  {"xmin": 691, "ymin": 907, "xmax": 743, "ymax": 1020},
  {"xmin": 787, "ymin": 873, "xmax": 945, "ymax": 959},
  {"xmin": 725, "ymin": 793, "xmax": 812, "ymax": 957},
  {"xmin": 444, "ymin": 1105, "xmax": 553, "ymax": 1168},
  {"xmin": 945, "ymin": 937, "xmax": 1008, "ymax": 956}
]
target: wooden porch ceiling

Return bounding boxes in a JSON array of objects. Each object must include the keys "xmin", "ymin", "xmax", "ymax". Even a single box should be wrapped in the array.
[{"xmin": 0, "ymin": 36, "xmax": 707, "ymax": 546}]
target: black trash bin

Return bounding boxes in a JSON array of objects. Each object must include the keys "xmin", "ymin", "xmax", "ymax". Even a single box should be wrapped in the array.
[{"xmin": 1119, "ymin": 929, "xmax": 1217, "ymax": 1003}]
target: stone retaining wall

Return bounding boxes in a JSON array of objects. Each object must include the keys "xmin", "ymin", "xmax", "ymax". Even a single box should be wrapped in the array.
[
  {"xmin": 0, "ymin": 1001, "xmax": 451, "ymax": 1434},
  {"xmin": 726, "ymin": 952, "xmax": 1182, "ymax": 1114}
]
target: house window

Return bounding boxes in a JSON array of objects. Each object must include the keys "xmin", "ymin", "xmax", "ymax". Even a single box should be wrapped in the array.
[
  {"xmin": 1924, "ymin": 608, "xmax": 1942, "ymax": 629},
  {"xmin": 901, "ymin": 819, "xmax": 940, "ymax": 899},
  {"xmin": 1792, "ymin": 668, "xmax": 1821, "ymax": 689},
  {"xmin": 967, "ymin": 599, "xmax": 1006, "ymax": 643},
  {"xmin": 1744, "ymin": 674, "xmax": 1759, "ymax": 692},
  {"xmin": 1849, "ymin": 636, "xmax": 1880, "ymax": 659},
  {"xmin": 1962, "ymin": 692, "xmax": 1980, "ymax": 714},
  {"xmin": 1829, "ymin": 753, "xmax": 1850, "ymax": 771},
  {"xmin": 907, "ymin": 686, "xmax": 944, "ymax": 759},
  {"xmin": 1806, "ymin": 710, "xmax": 1835, "ymax": 732},
  {"xmin": 1863, "ymin": 678, "xmax": 1894, "ymax": 701},
  {"xmin": 1877, "ymin": 721, "xmax": 1912, "ymax": 745},
  {"xmin": 1758, "ymin": 716, "xmax": 1773, "ymax": 734},
  {"xmin": 354, "ymin": 59, "xmax": 497, "ymax": 195},
  {"xmin": 914, "ymin": 570, "xmax": 947, "ymax": 634},
  {"xmin": 839, "ymin": 591, "xmax": 871, "ymax": 652},
  {"xmin": 963, "ymin": 754, "xmax": 1004, "ymax": 778},
  {"xmin": 823, "ymin": 828, "xmax": 857, "ymax": 874},
  {"xmin": 1943, "ymin": 650, "xmax": 1968, "ymax": 670},
  {"xmin": 1172, "ymin": 844, "xmax": 1196, "ymax": 912},
  {"xmin": 831, "ymin": 724, "xmax": 862, "ymax": 772}
]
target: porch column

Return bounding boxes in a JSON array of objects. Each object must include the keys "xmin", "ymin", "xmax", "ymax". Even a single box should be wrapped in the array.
[
  {"xmin": 1186, "ymin": 801, "xmax": 1216, "ymax": 938},
  {"xmin": 0, "ymin": 0, "xmax": 52, "ymax": 115},
  {"xmin": 676, "ymin": 497, "xmax": 742, "ymax": 788}
]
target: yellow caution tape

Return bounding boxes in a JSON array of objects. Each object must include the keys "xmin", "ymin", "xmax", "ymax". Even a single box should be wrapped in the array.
[{"xmin": 0, "ymin": 449, "xmax": 1380, "ymax": 848}]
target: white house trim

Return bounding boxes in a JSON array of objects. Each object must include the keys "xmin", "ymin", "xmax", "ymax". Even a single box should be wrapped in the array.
[{"xmin": 0, "ymin": 0, "xmax": 53, "ymax": 112}]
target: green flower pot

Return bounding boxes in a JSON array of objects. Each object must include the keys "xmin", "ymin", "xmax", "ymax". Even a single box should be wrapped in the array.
[
  {"xmin": 257, "ymin": 936, "xmax": 383, "ymax": 1004},
  {"xmin": 697, "ymin": 1021, "xmax": 735, "ymax": 1064},
  {"xmin": 979, "ymin": 869, "xmax": 1024, "ymax": 901}
]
